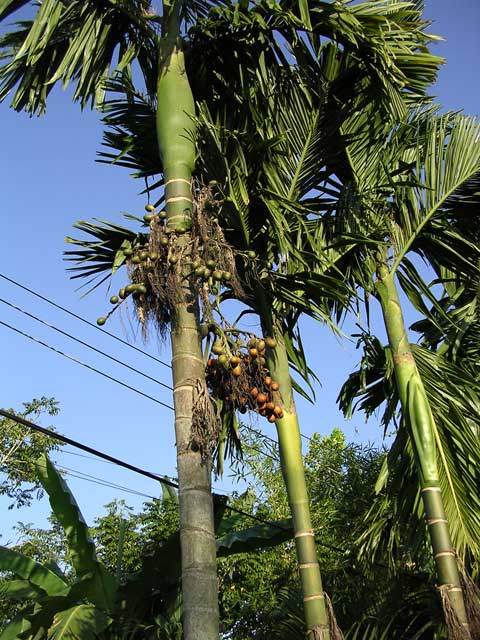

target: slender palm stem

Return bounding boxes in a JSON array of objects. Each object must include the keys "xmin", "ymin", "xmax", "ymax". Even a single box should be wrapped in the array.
[
  {"xmin": 264, "ymin": 322, "xmax": 330, "ymax": 639},
  {"xmin": 156, "ymin": 7, "xmax": 218, "ymax": 637},
  {"xmin": 376, "ymin": 259, "xmax": 470, "ymax": 636}
]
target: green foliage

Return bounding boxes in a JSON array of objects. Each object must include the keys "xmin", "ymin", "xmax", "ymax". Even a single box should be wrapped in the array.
[
  {"xmin": 10, "ymin": 518, "xmax": 69, "ymax": 570},
  {"xmin": 339, "ymin": 333, "xmax": 480, "ymax": 569},
  {"xmin": 1, "ymin": 426, "xmax": 468, "ymax": 637},
  {"xmin": 0, "ymin": 462, "xmax": 116, "ymax": 639},
  {"xmin": 0, "ymin": 397, "xmax": 60, "ymax": 508},
  {"xmin": 220, "ymin": 428, "xmax": 389, "ymax": 637},
  {"xmin": 0, "ymin": 546, "xmax": 68, "ymax": 596},
  {"xmin": 49, "ymin": 604, "xmax": 112, "ymax": 640},
  {"xmin": 89, "ymin": 497, "xmax": 180, "ymax": 578},
  {"xmin": 0, "ymin": 0, "xmax": 158, "ymax": 114},
  {"xmin": 0, "ymin": 453, "xmax": 300, "ymax": 638}
]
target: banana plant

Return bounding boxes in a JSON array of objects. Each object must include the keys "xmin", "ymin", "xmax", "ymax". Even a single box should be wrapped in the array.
[
  {"xmin": 0, "ymin": 454, "xmax": 294, "ymax": 639},
  {"xmin": 0, "ymin": 454, "xmax": 116, "ymax": 639},
  {"xmin": 332, "ymin": 107, "xmax": 480, "ymax": 635}
]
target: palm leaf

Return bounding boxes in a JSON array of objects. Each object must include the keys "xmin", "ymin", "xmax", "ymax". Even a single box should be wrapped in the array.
[
  {"xmin": 340, "ymin": 336, "xmax": 480, "ymax": 561},
  {"xmin": 412, "ymin": 271, "xmax": 480, "ymax": 374},
  {"xmin": 0, "ymin": 0, "xmax": 158, "ymax": 113},
  {"xmin": 391, "ymin": 112, "xmax": 480, "ymax": 272},
  {"xmin": 97, "ymin": 76, "xmax": 161, "ymax": 182},
  {"xmin": 64, "ymin": 218, "xmax": 142, "ymax": 292}
]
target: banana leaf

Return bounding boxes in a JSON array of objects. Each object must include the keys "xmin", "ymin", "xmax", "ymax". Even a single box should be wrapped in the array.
[{"xmin": 35, "ymin": 455, "xmax": 117, "ymax": 611}]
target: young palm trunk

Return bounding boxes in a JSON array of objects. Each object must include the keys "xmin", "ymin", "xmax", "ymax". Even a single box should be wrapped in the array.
[
  {"xmin": 263, "ymin": 321, "xmax": 330, "ymax": 640},
  {"xmin": 156, "ymin": 12, "xmax": 219, "ymax": 639},
  {"xmin": 376, "ymin": 261, "xmax": 470, "ymax": 637}
]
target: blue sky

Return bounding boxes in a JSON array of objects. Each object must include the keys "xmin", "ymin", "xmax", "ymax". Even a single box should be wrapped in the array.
[{"xmin": 0, "ymin": 0, "xmax": 479, "ymax": 540}]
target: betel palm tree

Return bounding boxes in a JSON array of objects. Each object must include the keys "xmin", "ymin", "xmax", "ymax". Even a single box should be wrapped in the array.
[
  {"xmin": 191, "ymin": 18, "xmax": 444, "ymax": 635},
  {"xmin": 332, "ymin": 108, "xmax": 480, "ymax": 636},
  {"xmin": 64, "ymin": 6, "xmax": 444, "ymax": 636}
]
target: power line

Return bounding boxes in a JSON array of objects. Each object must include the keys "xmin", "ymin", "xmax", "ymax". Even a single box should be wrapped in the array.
[
  {"xmin": 0, "ymin": 273, "xmax": 316, "ymax": 445},
  {"xmin": 0, "ymin": 309, "xmax": 322, "ymax": 478},
  {"xmin": 8, "ymin": 457, "xmax": 159, "ymax": 501},
  {"xmin": 0, "ymin": 409, "xmax": 230, "ymax": 500},
  {"xmin": 0, "ymin": 310, "xmax": 349, "ymax": 497},
  {"xmin": 0, "ymin": 297, "xmax": 173, "ymax": 392},
  {"xmin": 0, "ymin": 320, "xmax": 174, "ymax": 411},
  {"xmin": 0, "ymin": 409, "xmax": 295, "ymax": 536},
  {"xmin": 0, "ymin": 408, "xmax": 177, "ymax": 488},
  {"xmin": 0, "ymin": 409, "xmax": 393, "ymax": 566},
  {"xmin": 54, "ymin": 450, "xmax": 232, "ymax": 497},
  {"xmin": 0, "ymin": 311, "xmax": 312, "ymax": 458},
  {"xmin": 0, "ymin": 272, "xmax": 171, "ymax": 370},
  {"xmin": 0, "ymin": 314, "xmax": 284, "ymax": 469},
  {"xmin": 0, "ymin": 293, "xmax": 361, "ymax": 514}
]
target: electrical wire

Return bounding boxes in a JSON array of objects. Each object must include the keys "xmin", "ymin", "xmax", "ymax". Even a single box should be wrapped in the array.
[
  {"xmin": 2, "ymin": 409, "xmax": 410, "ymax": 570},
  {"xmin": 0, "ymin": 313, "xmax": 283, "ymax": 470},
  {"xmin": 0, "ymin": 310, "xmax": 356, "ymax": 503},
  {"xmin": 7, "ymin": 457, "xmax": 158, "ymax": 501},
  {"xmin": 0, "ymin": 272, "xmax": 317, "ymax": 444},
  {"xmin": 0, "ymin": 297, "xmax": 173, "ymax": 392},
  {"xmin": 0, "ymin": 309, "xmax": 346, "ymax": 488},
  {"xmin": 0, "ymin": 409, "xmax": 300, "ymax": 539},
  {"xmin": 0, "ymin": 409, "xmax": 232, "ymax": 500},
  {"xmin": 0, "ymin": 408, "xmax": 176, "ymax": 488},
  {"xmin": 0, "ymin": 320, "xmax": 174, "ymax": 411},
  {"xmin": 0, "ymin": 272, "xmax": 171, "ymax": 369}
]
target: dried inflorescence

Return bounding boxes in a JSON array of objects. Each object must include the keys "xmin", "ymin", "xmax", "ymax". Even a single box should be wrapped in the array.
[
  {"xmin": 101, "ymin": 182, "xmax": 244, "ymax": 342},
  {"xmin": 191, "ymin": 378, "xmax": 221, "ymax": 462}
]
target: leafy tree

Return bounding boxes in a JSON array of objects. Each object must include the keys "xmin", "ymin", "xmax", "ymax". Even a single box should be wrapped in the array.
[{"xmin": 0, "ymin": 397, "xmax": 59, "ymax": 509}]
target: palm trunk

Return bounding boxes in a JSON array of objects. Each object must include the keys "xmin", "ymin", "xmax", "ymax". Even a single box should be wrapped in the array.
[
  {"xmin": 156, "ymin": 8, "xmax": 219, "ymax": 638},
  {"xmin": 376, "ymin": 260, "xmax": 470, "ymax": 637},
  {"xmin": 263, "ymin": 321, "xmax": 330, "ymax": 640}
]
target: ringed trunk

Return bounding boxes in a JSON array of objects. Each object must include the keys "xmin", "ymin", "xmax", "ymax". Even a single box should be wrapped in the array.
[
  {"xmin": 156, "ymin": 17, "xmax": 219, "ymax": 639},
  {"xmin": 263, "ymin": 321, "xmax": 331, "ymax": 640},
  {"xmin": 376, "ymin": 260, "xmax": 470, "ymax": 637}
]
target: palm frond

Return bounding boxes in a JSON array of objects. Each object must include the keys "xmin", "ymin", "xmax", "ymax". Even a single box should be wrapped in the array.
[
  {"xmin": 412, "ymin": 271, "xmax": 480, "ymax": 374},
  {"xmin": 340, "ymin": 334, "xmax": 480, "ymax": 561},
  {"xmin": 345, "ymin": 580, "xmax": 443, "ymax": 640},
  {"xmin": 0, "ymin": 0, "xmax": 158, "ymax": 113},
  {"xmin": 392, "ymin": 112, "xmax": 480, "ymax": 272},
  {"xmin": 64, "ymin": 218, "xmax": 143, "ymax": 292},
  {"xmin": 97, "ymin": 76, "xmax": 161, "ymax": 181},
  {"xmin": 259, "ymin": 0, "xmax": 443, "ymax": 118}
]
